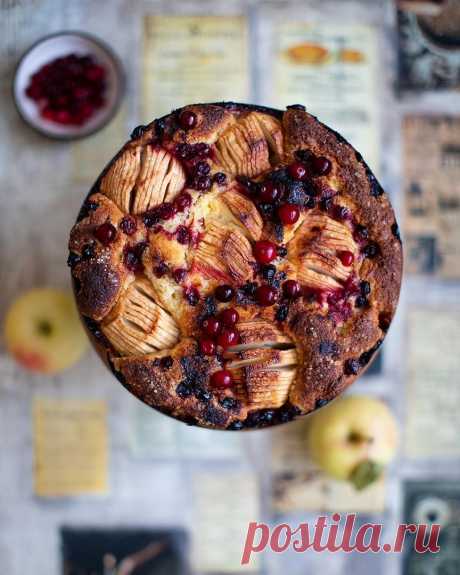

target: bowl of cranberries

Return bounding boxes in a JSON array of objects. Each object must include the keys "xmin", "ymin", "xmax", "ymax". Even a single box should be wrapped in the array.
[{"xmin": 13, "ymin": 31, "xmax": 124, "ymax": 139}]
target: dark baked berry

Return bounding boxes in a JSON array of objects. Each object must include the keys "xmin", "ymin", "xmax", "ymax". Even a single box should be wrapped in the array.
[
  {"xmin": 143, "ymin": 209, "xmax": 160, "ymax": 227},
  {"xmin": 177, "ymin": 383, "xmax": 192, "ymax": 398},
  {"xmin": 333, "ymin": 205, "xmax": 352, "ymax": 221},
  {"xmin": 219, "ymin": 308, "xmax": 239, "ymax": 326},
  {"xmin": 175, "ymin": 192, "xmax": 192, "ymax": 212},
  {"xmin": 227, "ymin": 420, "xmax": 244, "ymax": 430},
  {"xmin": 288, "ymin": 161, "xmax": 308, "ymax": 181},
  {"xmin": 295, "ymin": 149, "xmax": 313, "ymax": 163},
  {"xmin": 154, "ymin": 261, "xmax": 169, "ymax": 277},
  {"xmin": 213, "ymin": 172, "xmax": 227, "ymax": 185},
  {"xmin": 215, "ymin": 284, "xmax": 234, "ymax": 302},
  {"xmin": 242, "ymin": 282, "xmax": 258, "ymax": 296},
  {"xmin": 363, "ymin": 242, "xmax": 380, "ymax": 259},
  {"xmin": 275, "ymin": 304, "xmax": 289, "ymax": 322},
  {"xmin": 179, "ymin": 109, "xmax": 197, "ymax": 129},
  {"xmin": 191, "ymin": 175, "xmax": 212, "ymax": 191},
  {"xmin": 277, "ymin": 246, "xmax": 288, "ymax": 258},
  {"xmin": 360, "ymin": 281, "xmax": 371, "ymax": 296},
  {"xmin": 253, "ymin": 241, "xmax": 277, "ymax": 264},
  {"xmin": 282, "ymin": 280, "xmax": 301, "ymax": 299},
  {"xmin": 158, "ymin": 202, "xmax": 177, "ymax": 220},
  {"xmin": 194, "ymin": 142, "xmax": 211, "ymax": 157},
  {"xmin": 172, "ymin": 267, "xmax": 187, "ymax": 283},
  {"xmin": 176, "ymin": 225, "xmax": 190, "ymax": 245},
  {"xmin": 255, "ymin": 285, "xmax": 279, "ymax": 307},
  {"xmin": 369, "ymin": 175, "xmax": 384, "ymax": 197},
  {"xmin": 391, "ymin": 222, "xmax": 401, "ymax": 242},
  {"xmin": 379, "ymin": 312, "xmax": 391, "ymax": 332},
  {"xmin": 258, "ymin": 202, "xmax": 275, "ymax": 218},
  {"xmin": 262, "ymin": 264, "xmax": 277, "ymax": 283},
  {"xmin": 130, "ymin": 125, "xmax": 146, "ymax": 139},
  {"xmin": 210, "ymin": 370, "xmax": 233, "ymax": 389},
  {"xmin": 124, "ymin": 242, "xmax": 147, "ymax": 273},
  {"xmin": 175, "ymin": 143, "xmax": 191, "ymax": 159},
  {"xmin": 220, "ymin": 397, "xmax": 239, "ymax": 410},
  {"xmin": 154, "ymin": 118, "xmax": 166, "ymax": 137},
  {"xmin": 195, "ymin": 161, "xmax": 211, "ymax": 176},
  {"xmin": 354, "ymin": 224, "xmax": 369, "ymax": 241},
  {"xmin": 259, "ymin": 181, "xmax": 281, "ymax": 203},
  {"xmin": 305, "ymin": 196, "xmax": 316, "ymax": 209},
  {"xmin": 119, "ymin": 216, "xmax": 137, "ymax": 235},
  {"xmin": 217, "ymin": 329, "xmax": 240, "ymax": 348},
  {"xmin": 344, "ymin": 359, "xmax": 360, "ymax": 375},
  {"xmin": 67, "ymin": 252, "xmax": 81, "ymax": 268},
  {"xmin": 202, "ymin": 317, "xmax": 221, "ymax": 336},
  {"xmin": 311, "ymin": 156, "xmax": 332, "ymax": 176},
  {"xmin": 194, "ymin": 388, "xmax": 211, "ymax": 402},
  {"xmin": 160, "ymin": 356, "xmax": 173, "ymax": 369},
  {"xmin": 319, "ymin": 341, "xmax": 338, "ymax": 356},
  {"xmin": 94, "ymin": 222, "xmax": 117, "ymax": 246},
  {"xmin": 315, "ymin": 398, "xmax": 329, "ymax": 409},
  {"xmin": 339, "ymin": 251, "xmax": 354, "ymax": 267},
  {"xmin": 199, "ymin": 339, "xmax": 216, "ymax": 356},
  {"xmin": 320, "ymin": 197, "xmax": 333, "ymax": 212},
  {"xmin": 184, "ymin": 286, "xmax": 200, "ymax": 306},
  {"xmin": 355, "ymin": 295, "xmax": 368, "ymax": 308},
  {"xmin": 82, "ymin": 243, "xmax": 95, "ymax": 260},
  {"xmin": 287, "ymin": 104, "xmax": 306, "ymax": 111},
  {"xmin": 278, "ymin": 203, "xmax": 300, "ymax": 225}
]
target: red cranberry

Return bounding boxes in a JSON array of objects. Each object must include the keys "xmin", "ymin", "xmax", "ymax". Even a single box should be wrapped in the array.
[
  {"xmin": 123, "ymin": 242, "xmax": 147, "ymax": 273},
  {"xmin": 219, "ymin": 308, "xmax": 239, "ymax": 326},
  {"xmin": 312, "ymin": 156, "xmax": 332, "ymax": 176},
  {"xmin": 253, "ymin": 241, "xmax": 277, "ymax": 264},
  {"xmin": 179, "ymin": 110, "xmax": 197, "ymax": 129},
  {"xmin": 119, "ymin": 216, "xmax": 137, "ymax": 235},
  {"xmin": 175, "ymin": 192, "xmax": 192, "ymax": 212},
  {"xmin": 202, "ymin": 317, "xmax": 221, "ymax": 337},
  {"xmin": 255, "ymin": 285, "xmax": 279, "ymax": 306},
  {"xmin": 158, "ymin": 202, "xmax": 177, "ymax": 220},
  {"xmin": 94, "ymin": 222, "xmax": 117, "ymax": 246},
  {"xmin": 288, "ymin": 162, "xmax": 308, "ymax": 181},
  {"xmin": 199, "ymin": 339, "xmax": 216, "ymax": 356},
  {"xmin": 215, "ymin": 285, "xmax": 234, "ymax": 302},
  {"xmin": 210, "ymin": 370, "xmax": 233, "ymax": 389},
  {"xmin": 217, "ymin": 329, "xmax": 240, "ymax": 348},
  {"xmin": 259, "ymin": 181, "xmax": 281, "ymax": 203},
  {"xmin": 278, "ymin": 203, "xmax": 300, "ymax": 225},
  {"xmin": 339, "ymin": 251, "xmax": 354, "ymax": 267},
  {"xmin": 282, "ymin": 280, "xmax": 301, "ymax": 299}
]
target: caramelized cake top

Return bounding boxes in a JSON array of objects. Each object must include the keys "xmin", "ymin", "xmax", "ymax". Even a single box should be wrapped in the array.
[{"xmin": 68, "ymin": 103, "xmax": 402, "ymax": 430}]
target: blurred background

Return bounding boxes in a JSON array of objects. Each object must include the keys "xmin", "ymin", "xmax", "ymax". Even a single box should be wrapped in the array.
[{"xmin": 1, "ymin": 0, "xmax": 460, "ymax": 574}]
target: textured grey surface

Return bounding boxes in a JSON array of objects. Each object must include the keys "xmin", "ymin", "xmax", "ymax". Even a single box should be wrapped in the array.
[{"xmin": 1, "ymin": 1, "xmax": 460, "ymax": 574}]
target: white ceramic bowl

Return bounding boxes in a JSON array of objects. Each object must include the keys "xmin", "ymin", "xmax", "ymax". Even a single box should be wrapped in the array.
[{"xmin": 13, "ymin": 31, "xmax": 124, "ymax": 140}]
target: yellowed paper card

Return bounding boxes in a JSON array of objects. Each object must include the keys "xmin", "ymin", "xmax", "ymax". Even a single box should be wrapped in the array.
[
  {"xmin": 273, "ymin": 21, "xmax": 380, "ymax": 174},
  {"xmin": 192, "ymin": 471, "xmax": 260, "ymax": 572},
  {"xmin": 33, "ymin": 398, "xmax": 108, "ymax": 497},
  {"xmin": 142, "ymin": 15, "xmax": 249, "ymax": 121},
  {"xmin": 405, "ymin": 309, "xmax": 460, "ymax": 458},
  {"xmin": 271, "ymin": 419, "xmax": 385, "ymax": 513}
]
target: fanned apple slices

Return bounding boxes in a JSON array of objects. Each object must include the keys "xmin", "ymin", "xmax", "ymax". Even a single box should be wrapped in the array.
[
  {"xmin": 100, "ymin": 144, "xmax": 186, "ymax": 214},
  {"xmin": 225, "ymin": 319, "xmax": 298, "ymax": 408},
  {"xmin": 193, "ymin": 223, "xmax": 255, "ymax": 283},
  {"xmin": 289, "ymin": 213, "xmax": 358, "ymax": 290},
  {"xmin": 102, "ymin": 278, "xmax": 179, "ymax": 356},
  {"xmin": 222, "ymin": 189, "xmax": 263, "ymax": 241},
  {"xmin": 214, "ymin": 112, "xmax": 284, "ymax": 177}
]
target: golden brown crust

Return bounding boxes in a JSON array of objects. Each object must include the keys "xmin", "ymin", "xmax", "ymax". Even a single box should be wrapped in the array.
[{"xmin": 69, "ymin": 103, "xmax": 402, "ymax": 430}]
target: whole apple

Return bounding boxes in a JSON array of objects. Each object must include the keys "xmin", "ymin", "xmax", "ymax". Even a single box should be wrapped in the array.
[{"xmin": 307, "ymin": 395, "xmax": 398, "ymax": 490}]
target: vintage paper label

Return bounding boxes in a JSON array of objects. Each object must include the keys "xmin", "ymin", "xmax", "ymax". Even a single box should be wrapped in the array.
[
  {"xmin": 273, "ymin": 21, "xmax": 380, "ymax": 173},
  {"xmin": 191, "ymin": 471, "xmax": 260, "ymax": 572},
  {"xmin": 142, "ymin": 15, "xmax": 249, "ymax": 121},
  {"xmin": 33, "ymin": 398, "xmax": 108, "ymax": 497},
  {"xmin": 405, "ymin": 309, "xmax": 460, "ymax": 458},
  {"xmin": 403, "ymin": 116, "xmax": 460, "ymax": 278}
]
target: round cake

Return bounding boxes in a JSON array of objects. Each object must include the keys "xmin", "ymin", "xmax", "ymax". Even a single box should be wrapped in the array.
[{"xmin": 68, "ymin": 103, "xmax": 402, "ymax": 430}]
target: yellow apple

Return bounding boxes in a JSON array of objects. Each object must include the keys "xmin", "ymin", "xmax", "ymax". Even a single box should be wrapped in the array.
[
  {"xmin": 4, "ymin": 288, "xmax": 88, "ymax": 375},
  {"xmin": 307, "ymin": 395, "xmax": 398, "ymax": 490}
]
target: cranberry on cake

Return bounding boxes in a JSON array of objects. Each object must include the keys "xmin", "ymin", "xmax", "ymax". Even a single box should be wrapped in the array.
[{"xmin": 68, "ymin": 103, "xmax": 402, "ymax": 430}]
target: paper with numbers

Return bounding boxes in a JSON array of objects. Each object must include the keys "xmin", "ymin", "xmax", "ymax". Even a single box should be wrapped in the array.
[
  {"xmin": 33, "ymin": 398, "xmax": 108, "ymax": 497},
  {"xmin": 273, "ymin": 21, "xmax": 379, "ymax": 174},
  {"xmin": 191, "ymin": 471, "xmax": 260, "ymax": 572},
  {"xmin": 142, "ymin": 15, "xmax": 249, "ymax": 121},
  {"xmin": 405, "ymin": 309, "xmax": 460, "ymax": 458}
]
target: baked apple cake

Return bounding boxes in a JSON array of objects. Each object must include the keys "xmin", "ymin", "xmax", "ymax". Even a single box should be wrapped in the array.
[{"xmin": 68, "ymin": 103, "xmax": 402, "ymax": 430}]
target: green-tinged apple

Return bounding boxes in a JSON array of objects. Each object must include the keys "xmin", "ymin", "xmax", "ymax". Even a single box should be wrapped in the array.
[
  {"xmin": 4, "ymin": 288, "xmax": 88, "ymax": 374},
  {"xmin": 307, "ymin": 395, "xmax": 398, "ymax": 490}
]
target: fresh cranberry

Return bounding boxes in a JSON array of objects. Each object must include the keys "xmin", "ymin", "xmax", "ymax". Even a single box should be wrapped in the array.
[
  {"xmin": 288, "ymin": 162, "xmax": 308, "ymax": 181},
  {"xmin": 219, "ymin": 308, "xmax": 239, "ymax": 326},
  {"xmin": 172, "ymin": 268, "xmax": 187, "ymax": 283},
  {"xmin": 179, "ymin": 110, "xmax": 197, "ymax": 129},
  {"xmin": 199, "ymin": 339, "xmax": 216, "ymax": 356},
  {"xmin": 158, "ymin": 202, "xmax": 177, "ymax": 220},
  {"xmin": 278, "ymin": 204, "xmax": 300, "ymax": 225},
  {"xmin": 202, "ymin": 317, "xmax": 221, "ymax": 337},
  {"xmin": 255, "ymin": 285, "xmax": 279, "ymax": 306},
  {"xmin": 217, "ymin": 329, "xmax": 240, "ymax": 348},
  {"xmin": 312, "ymin": 156, "xmax": 332, "ymax": 176},
  {"xmin": 94, "ymin": 222, "xmax": 116, "ymax": 246},
  {"xmin": 259, "ymin": 181, "xmax": 281, "ymax": 203},
  {"xmin": 210, "ymin": 370, "xmax": 233, "ymax": 389},
  {"xmin": 282, "ymin": 280, "xmax": 301, "ymax": 299},
  {"xmin": 119, "ymin": 216, "xmax": 137, "ymax": 235},
  {"xmin": 215, "ymin": 285, "xmax": 234, "ymax": 302},
  {"xmin": 339, "ymin": 251, "xmax": 355, "ymax": 267},
  {"xmin": 175, "ymin": 192, "xmax": 192, "ymax": 212},
  {"xmin": 253, "ymin": 241, "xmax": 277, "ymax": 264}
]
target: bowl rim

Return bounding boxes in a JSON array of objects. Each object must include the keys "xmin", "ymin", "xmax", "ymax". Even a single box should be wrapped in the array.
[{"xmin": 12, "ymin": 30, "xmax": 126, "ymax": 141}]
